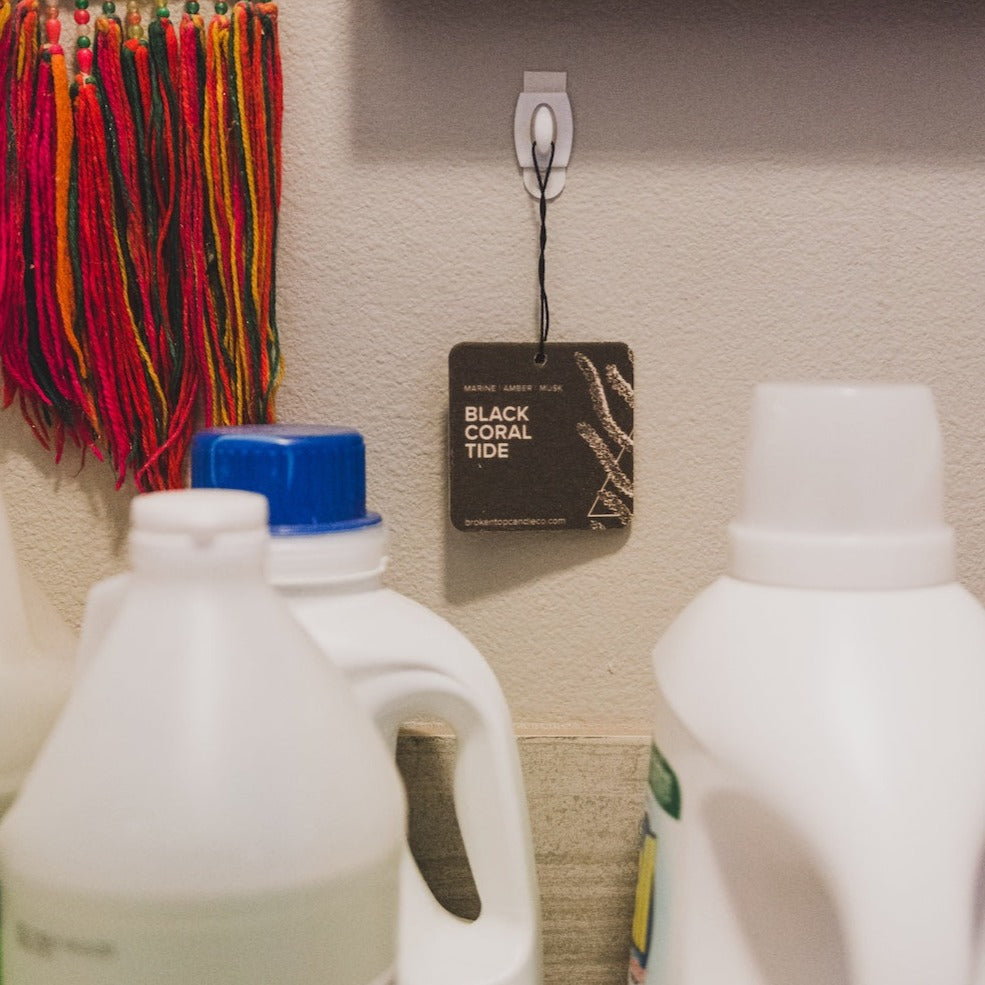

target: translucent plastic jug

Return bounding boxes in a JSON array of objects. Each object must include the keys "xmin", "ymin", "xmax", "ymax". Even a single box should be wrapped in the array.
[
  {"xmin": 0, "ymin": 490, "xmax": 405, "ymax": 985},
  {"xmin": 631, "ymin": 384, "xmax": 985, "ymax": 985},
  {"xmin": 190, "ymin": 426, "xmax": 542, "ymax": 985},
  {"xmin": 0, "ymin": 484, "xmax": 73, "ymax": 814}
]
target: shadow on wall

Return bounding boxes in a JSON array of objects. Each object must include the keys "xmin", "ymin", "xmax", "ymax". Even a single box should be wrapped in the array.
[
  {"xmin": 0, "ymin": 420, "xmax": 130, "ymax": 540},
  {"xmin": 0, "ymin": 414, "xmax": 131, "ymax": 574},
  {"xmin": 444, "ymin": 523, "xmax": 630, "ymax": 604},
  {"xmin": 349, "ymin": 0, "xmax": 985, "ymax": 162}
]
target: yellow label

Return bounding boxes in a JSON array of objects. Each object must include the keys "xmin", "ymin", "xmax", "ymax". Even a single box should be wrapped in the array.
[{"xmin": 631, "ymin": 832, "xmax": 657, "ymax": 953}]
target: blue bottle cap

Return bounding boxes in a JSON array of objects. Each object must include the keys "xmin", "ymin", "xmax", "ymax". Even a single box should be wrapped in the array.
[{"xmin": 190, "ymin": 426, "xmax": 382, "ymax": 535}]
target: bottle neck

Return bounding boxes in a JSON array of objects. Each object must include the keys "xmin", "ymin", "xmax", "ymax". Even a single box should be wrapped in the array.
[
  {"xmin": 129, "ymin": 529, "xmax": 268, "ymax": 579},
  {"xmin": 726, "ymin": 522, "xmax": 956, "ymax": 590},
  {"xmin": 265, "ymin": 522, "xmax": 389, "ymax": 590}
]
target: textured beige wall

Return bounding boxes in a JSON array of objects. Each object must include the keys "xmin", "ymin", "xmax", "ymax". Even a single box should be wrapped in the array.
[{"xmin": 4, "ymin": 0, "xmax": 985, "ymax": 733}]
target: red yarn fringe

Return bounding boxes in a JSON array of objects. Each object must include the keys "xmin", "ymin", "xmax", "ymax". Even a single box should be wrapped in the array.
[
  {"xmin": 0, "ymin": 1, "xmax": 13, "ymax": 313},
  {"xmin": 179, "ymin": 10, "xmax": 231, "ymax": 428},
  {"xmin": 2, "ymin": 1, "xmax": 284, "ymax": 490},
  {"xmin": 2, "ymin": 1, "xmax": 44, "ymax": 438}
]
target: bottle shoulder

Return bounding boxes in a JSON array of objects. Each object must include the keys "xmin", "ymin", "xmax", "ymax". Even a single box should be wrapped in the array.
[
  {"xmin": 0, "ymin": 578, "xmax": 406, "ymax": 898},
  {"xmin": 652, "ymin": 577, "xmax": 985, "ymax": 795},
  {"xmin": 656, "ymin": 577, "xmax": 985, "ymax": 665}
]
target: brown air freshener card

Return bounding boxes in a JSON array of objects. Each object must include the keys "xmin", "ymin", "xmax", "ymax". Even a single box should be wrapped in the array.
[{"xmin": 448, "ymin": 342, "xmax": 634, "ymax": 532}]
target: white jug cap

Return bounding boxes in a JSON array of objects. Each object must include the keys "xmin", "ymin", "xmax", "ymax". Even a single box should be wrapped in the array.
[
  {"xmin": 129, "ymin": 492, "xmax": 270, "ymax": 574},
  {"xmin": 727, "ymin": 383, "xmax": 956, "ymax": 590},
  {"xmin": 131, "ymin": 490, "xmax": 268, "ymax": 535}
]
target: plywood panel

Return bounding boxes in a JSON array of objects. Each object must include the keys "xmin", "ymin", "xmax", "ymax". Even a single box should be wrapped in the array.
[{"xmin": 397, "ymin": 734, "xmax": 650, "ymax": 985}]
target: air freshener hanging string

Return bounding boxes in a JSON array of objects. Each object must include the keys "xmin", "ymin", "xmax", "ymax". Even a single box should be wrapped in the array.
[{"xmin": 532, "ymin": 139, "xmax": 554, "ymax": 365}]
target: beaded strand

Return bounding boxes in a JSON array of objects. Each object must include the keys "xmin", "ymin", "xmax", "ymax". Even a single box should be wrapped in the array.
[
  {"xmin": 100, "ymin": 0, "xmax": 117, "ymax": 29},
  {"xmin": 124, "ymin": 0, "xmax": 141, "ymax": 40},
  {"xmin": 43, "ymin": 2, "xmax": 58, "ymax": 45},
  {"xmin": 74, "ymin": 0, "xmax": 92, "ymax": 75}
]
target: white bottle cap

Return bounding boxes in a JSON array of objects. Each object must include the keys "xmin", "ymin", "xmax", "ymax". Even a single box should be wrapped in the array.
[
  {"xmin": 727, "ymin": 383, "xmax": 956, "ymax": 590},
  {"xmin": 131, "ymin": 489, "xmax": 268, "ymax": 535},
  {"xmin": 129, "ymin": 490, "xmax": 269, "ymax": 570}
]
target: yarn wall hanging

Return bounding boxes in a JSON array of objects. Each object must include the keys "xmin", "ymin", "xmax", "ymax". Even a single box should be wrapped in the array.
[{"xmin": 0, "ymin": 0, "xmax": 282, "ymax": 490}]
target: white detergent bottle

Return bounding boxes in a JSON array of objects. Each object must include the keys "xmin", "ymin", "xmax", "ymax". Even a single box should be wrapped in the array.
[
  {"xmin": 0, "ymin": 484, "xmax": 74, "ymax": 815},
  {"xmin": 630, "ymin": 383, "xmax": 985, "ymax": 985},
  {"xmin": 0, "ymin": 489, "xmax": 405, "ymax": 985},
  {"xmin": 190, "ymin": 425, "xmax": 542, "ymax": 985}
]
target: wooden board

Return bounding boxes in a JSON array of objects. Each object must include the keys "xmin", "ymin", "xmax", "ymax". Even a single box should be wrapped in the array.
[{"xmin": 397, "ymin": 733, "xmax": 650, "ymax": 985}]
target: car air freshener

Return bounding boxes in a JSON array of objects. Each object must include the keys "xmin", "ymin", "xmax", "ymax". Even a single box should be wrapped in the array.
[
  {"xmin": 449, "ymin": 73, "xmax": 633, "ymax": 531},
  {"xmin": 449, "ymin": 342, "xmax": 633, "ymax": 530}
]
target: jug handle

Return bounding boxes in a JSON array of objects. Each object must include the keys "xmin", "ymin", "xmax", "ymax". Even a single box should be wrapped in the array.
[{"xmin": 355, "ymin": 668, "xmax": 541, "ymax": 985}]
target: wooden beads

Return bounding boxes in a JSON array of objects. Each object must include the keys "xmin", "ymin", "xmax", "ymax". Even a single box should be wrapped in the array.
[{"xmin": 125, "ymin": 0, "xmax": 142, "ymax": 39}]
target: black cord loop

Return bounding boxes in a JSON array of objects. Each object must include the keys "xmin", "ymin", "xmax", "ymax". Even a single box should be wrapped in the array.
[{"xmin": 532, "ymin": 140, "xmax": 556, "ymax": 364}]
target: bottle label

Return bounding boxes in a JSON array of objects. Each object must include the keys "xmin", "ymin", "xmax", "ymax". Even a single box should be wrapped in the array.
[
  {"xmin": 628, "ymin": 741, "xmax": 681, "ymax": 985},
  {"xmin": 1, "ymin": 871, "xmax": 397, "ymax": 985}
]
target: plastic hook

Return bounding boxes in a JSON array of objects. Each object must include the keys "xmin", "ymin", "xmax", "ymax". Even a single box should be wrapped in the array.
[{"xmin": 514, "ymin": 71, "xmax": 572, "ymax": 200}]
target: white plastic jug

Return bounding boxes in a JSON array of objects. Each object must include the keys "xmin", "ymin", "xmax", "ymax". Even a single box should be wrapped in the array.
[
  {"xmin": 0, "ymin": 484, "xmax": 73, "ymax": 814},
  {"xmin": 190, "ymin": 426, "xmax": 542, "ymax": 985},
  {"xmin": 0, "ymin": 489, "xmax": 405, "ymax": 985},
  {"xmin": 630, "ymin": 383, "xmax": 985, "ymax": 985}
]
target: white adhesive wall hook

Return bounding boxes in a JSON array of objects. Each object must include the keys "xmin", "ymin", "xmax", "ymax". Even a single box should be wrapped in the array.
[{"xmin": 515, "ymin": 71, "xmax": 572, "ymax": 200}]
